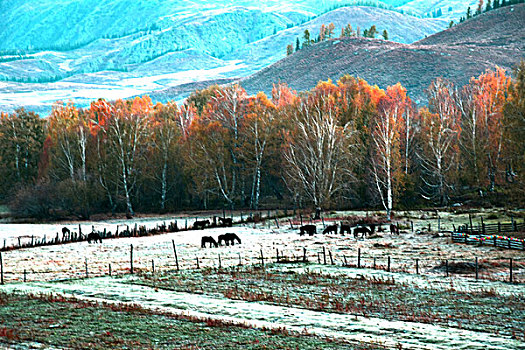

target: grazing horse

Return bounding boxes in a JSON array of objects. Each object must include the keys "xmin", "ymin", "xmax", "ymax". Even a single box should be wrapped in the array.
[
  {"xmin": 201, "ymin": 236, "xmax": 219, "ymax": 248},
  {"xmin": 340, "ymin": 223, "xmax": 352, "ymax": 235},
  {"xmin": 218, "ymin": 217, "xmax": 233, "ymax": 227},
  {"xmin": 390, "ymin": 223, "xmax": 399, "ymax": 235},
  {"xmin": 87, "ymin": 231, "xmax": 102, "ymax": 243},
  {"xmin": 62, "ymin": 227, "xmax": 71, "ymax": 241},
  {"xmin": 323, "ymin": 224, "xmax": 338, "ymax": 235},
  {"xmin": 299, "ymin": 224, "xmax": 316, "ymax": 236},
  {"xmin": 193, "ymin": 220, "xmax": 210, "ymax": 230},
  {"xmin": 218, "ymin": 233, "xmax": 242, "ymax": 246},
  {"xmin": 353, "ymin": 226, "xmax": 371, "ymax": 238}
]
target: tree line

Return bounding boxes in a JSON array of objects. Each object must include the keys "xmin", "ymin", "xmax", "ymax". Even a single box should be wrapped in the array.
[
  {"xmin": 288, "ymin": 23, "xmax": 387, "ymax": 56},
  {"xmin": 0, "ymin": 63, "xmax": 524, "ymax": 219}
]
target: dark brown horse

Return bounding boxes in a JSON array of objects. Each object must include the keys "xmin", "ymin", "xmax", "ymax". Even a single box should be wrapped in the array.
[
  {"xmin": 194, "ymin": 220, "xmax": 210, "ymax": 230},
  {"xmin": 218, "ymin": 217, "xmax": 233, "ymax": 227},
  {"xmin": 390, "ymin": 223, "xmax": 399, "ymax": 235},
  {"xmin": 322, "ymin": 224, "xmax": 338, "ymax": 235},
  {"xmin": 299, "ymin": 224, "xmax": 316, "ymax": 236},
  {"xmin": 340, "ymin": 223, "xmax": 352, "ymax": 235},
  {"xmin": 87, "ymin": 231, "xmax": 102, "ymax": 243},
  {"xmin": 201, "ymin": 236, "xmax": 219, "ymax": 248},
  {"xmin": 218, "ymin": 233, "xmax": 242, "ymax": 246},
  {"xmin": 353, "ymin": 226, "xmax": 371, "ymax": 238}
]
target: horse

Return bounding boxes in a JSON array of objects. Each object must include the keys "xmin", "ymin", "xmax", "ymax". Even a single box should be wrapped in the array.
[
  {"xmin": 353, "ymin": 226, "xmax": 372, "ymax": 238},
  {"xmin": 201, "ymin": 236, "xmax": 219, "ymax": 248},
  {"xmin": 218, "ymin": 233, "xmax": 242, "ymax": 246},
  {"xmin": 322, "ymin": 224, "xmax": 338, "ymax": 235},
  {"xmin": 87, "ymin": 231, "xmax": 102, "ymax": 244},
  {"xmin": 218, "ymin": 217, "xmax": 233, "ymax": 227},
  {"xmin": 390, "ymin": 223, "xmax": 399, "ymax": 235},
  {"xmin": 340, "ymin": 223, "xmax": 352, "ymax": 235},
  {"xmin": 193, "ymin": 220, "xmax": 210, "ymax": 230},
  {"xmin": 62, "ymin": 227, "xmax": 71, "ymax": 241},
  {"xmin": 299, "ymin": 224, "xmax": 316, "ymax": 236}
]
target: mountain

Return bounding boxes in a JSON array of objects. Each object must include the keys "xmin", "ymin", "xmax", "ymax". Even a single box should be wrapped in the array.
[
  {"xmin": 239, "ymin": 4, "xmax": 525, "ymax": 104},
  {"xmin": 0, "ymin": 3, "xmax": 448, "ymax": 114}
]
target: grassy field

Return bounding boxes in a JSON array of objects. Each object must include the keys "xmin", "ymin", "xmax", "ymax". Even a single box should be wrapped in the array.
[
  {"xmin": 131, "ymin": 264, "xmax": 525, "ymax": 341},
  {"xmin": 0, "ymin": 291, "xmax": 378, "ymax": 350}
]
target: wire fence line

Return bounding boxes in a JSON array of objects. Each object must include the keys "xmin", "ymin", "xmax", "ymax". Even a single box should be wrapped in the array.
[{"xmin": 1, "ymin": 241, "xmax": 523, "ymax": 285}]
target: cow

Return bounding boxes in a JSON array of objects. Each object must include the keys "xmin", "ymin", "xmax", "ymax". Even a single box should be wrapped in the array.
[
  {"xmin": 340, "ymin": 223, "xmax": 352, "ymax": 235},
  {"xmin": 218, "ymin": 217, "xmax": 233, "ymax": 227},
  {"xmin": 193, "ymin": 220, "xmax": 210, "ymax": 230},
  {"xmin": 201, "ymin": 236, "xmax": 219, "ymax": 248},
  {"xmin": 218, "ymin": 233, "xmax": 242, "ymax": 246},
  {"xmin": 299, "ymin": 224, "xmax": 316, "ymax": 236},
  {"xmin": 322, "ymin": 224, "xmax": 338, "ymax": 235}
]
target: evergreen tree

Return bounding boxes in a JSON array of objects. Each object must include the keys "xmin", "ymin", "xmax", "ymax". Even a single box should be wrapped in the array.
[
  {"xmin": 382, "ymin": 30, "xmax": 388, "ymax": 40},
  {"xmin": 486, "ymin": 0, "xmax": 493, "ymax": 11},
  {"xmin": 296, "ymin": 37, "xmax": 300, "ymax": 51},
  {"xmin": 467, "ymin": 6, "xmax": 472, "ymax": 18},
  {"xmin": 303, "ymin": 29, "xmax": 311, "ymax": 48},
  {"xmin": 449, "ymin": 20, "xmax": 455, "ymax": 28},
  {"xmin": 493, "ymin": 0, "xmax": 500, "ymax": 8}
]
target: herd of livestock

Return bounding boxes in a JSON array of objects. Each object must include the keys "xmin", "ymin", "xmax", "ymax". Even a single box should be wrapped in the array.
[{"xmin": 58, "ymin": 215, "xmax": 400, "ymax": 251}]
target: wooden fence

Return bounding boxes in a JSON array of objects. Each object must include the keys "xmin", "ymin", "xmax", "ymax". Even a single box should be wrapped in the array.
[{"xmin": 452, "ymin": 232, "xmax": 525, "ymax": 250}]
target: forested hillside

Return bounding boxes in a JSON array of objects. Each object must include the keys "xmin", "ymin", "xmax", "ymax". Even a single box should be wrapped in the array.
[{"xmin": 241, "ymin": 4, "xmax": 525, "ymax": 104}]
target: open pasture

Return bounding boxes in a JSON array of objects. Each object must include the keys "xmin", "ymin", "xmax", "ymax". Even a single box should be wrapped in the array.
[{"xmin": 0, "ymin": 209, "xmax": 524, "ymax": 349}]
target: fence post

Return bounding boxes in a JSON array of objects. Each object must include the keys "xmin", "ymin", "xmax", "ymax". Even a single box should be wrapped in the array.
[
  {"xmin": 373, "ymin": 257, "xmax": 376, "ymax": 269},
  {"xmin": 218, "ymin": 254, "xmax": 222, "ymax": 269},
  {"xmin": 411, "ymin": 221, "xmax": 414, "ymax": 232},
  {"xmin": 469, "ymin": 214, "xmax": 473, "ymax": 233},
  {"xmin": 323, "ymin": 246, "xmax": 327, "ymax": 265},
  {"xmin": 276, "ymin": 248, "xmax": 280, "ymax": 262},
  {"xmin": 481, "ymin": 217, "xmax": 485, "ymax": 234},
  {"xmin": 85, "ymin": 257, "xmax": 89, "ymax": 278},
  {"xmin": 274, "ymin": 218, "xmax": 279, "ymax": 228},
  {"xmin": 329, "ymin": 250, "xmax": 334, "ymax": 265},
  {"xmin": 152, "ymin": 260, "xmax": 155, "ymax": 274},
  {"xmin": 357, "ymin": 248, "xmax": 361, "ymax": 268},
  {"xmin": 387, "ymin": 256, "xmax": 391, "ymax": 272},
  {"xmin": 172, "ymin": 240, "xmax": 180, "ymax": 271},
  {"xmin": 317, "ymin": 252, "xmax": 320, "ymax": 264},
  {"xmin": 196, "ymin": 257, "xmax": 200, "ymax": 269},
  {"xmin": 510, "ymin": 258, "xmax": 513, "ymax": 283},
  {"xmin": 238, "ymin": 253, "xmax": 242, "ymax": 266},
  {"xmin": 130, "ymin": 244, "xmax": 134, "ymax": 274},
  {"xmin": 303, "ymin": 247, "xmax": 307, "ymax": 263},
  {"xmin": 416, "ymin": 259, "xmax": 419, "ymax": 275},
  {"xmin": 300, "ymin": 214, "xmax": 303, "ymax": 226},
  {"xmin": 109, "ymin": 263, "xmax": 112, "ymax": 276},
  {"xmin": 445, "ymin": 260, "xmax": 449, "ymax": 277},
  {"xmin": 498, "ymin": 222, "xmax": 501, "ymax": 233},
  {"xmin": 24, "ymin": 269, "xmax": 26, "ymax": 282},
  {"xmin": 344, "ymin": 256, "xmax": 348, "ymax": 266},
  {"xmin": 475, "ymin": 257, "xmax": 478, "ymax": 280},
  {"xmin": 0, "ymin": 251, "xmax": 3, "ymax": 285},
  {"xmin": 260, "ymin": 249, "xmax": 265, "ymax": 267}
]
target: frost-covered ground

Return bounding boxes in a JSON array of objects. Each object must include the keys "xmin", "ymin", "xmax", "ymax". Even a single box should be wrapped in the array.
[
  {"xmin": 1, "ymin": 209, "xmax": 524, "ymax": 282},
  {"xmin": 1, "ymin": 209, "xmax": 524, "ymax": 349}
]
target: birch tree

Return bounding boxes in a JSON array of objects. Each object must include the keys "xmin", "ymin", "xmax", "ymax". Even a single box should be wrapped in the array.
[
  {"xmin": 283, "ymin": 93, "xmax": 356, "ymax": 209},
  {"xmin": 370, "ymin": 84, "xmax": 406, "ymax": 219},
  {"xmin": 418, "ymin": 78, "xmax": 461, "ymax": 205}
]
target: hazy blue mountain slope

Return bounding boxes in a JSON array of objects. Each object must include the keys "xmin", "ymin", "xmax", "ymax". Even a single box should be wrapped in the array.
[{"xmin": 0, "ymin": 0, "xmax": 471, "ymax": 52}]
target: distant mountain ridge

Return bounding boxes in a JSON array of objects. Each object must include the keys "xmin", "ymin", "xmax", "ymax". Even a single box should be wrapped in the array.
[
  {"xmin": 0, "ymin": 0, "xmax": 490, "ymax": 113},
  {"xmin": 240, "ymin": 4, "xmax": 525, "ymax": 104}
]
